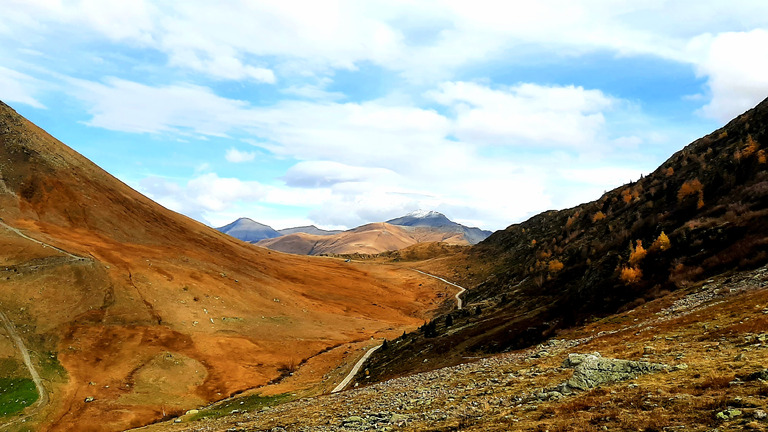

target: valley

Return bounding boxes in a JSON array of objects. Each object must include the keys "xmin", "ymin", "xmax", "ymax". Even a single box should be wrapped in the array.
[
  {"xmin": 0, "ymin": 101, "xmax": 454, "ymax": 431},
  {"xmin": 1, "ymin": 93, "xmax": 768, "ymax": 432}
]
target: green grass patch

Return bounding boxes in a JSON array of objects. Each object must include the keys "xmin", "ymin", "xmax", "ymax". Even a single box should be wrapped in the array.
[
  {"xmin": 0, "ymin": 358, "xmax": 24, "ymax": 376},
  {"xmin": 190, "ymin": 393, "xmax": 291, "ymax": 421},
  {"xmin": 38, "ymin": 351, "xmax": 67, "ymax": 381},
  {"xmin": 0, "ymin": 378, "xmax": 38, "ymax": 417}
]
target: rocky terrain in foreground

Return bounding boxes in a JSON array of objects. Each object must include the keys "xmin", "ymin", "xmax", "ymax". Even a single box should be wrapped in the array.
[{"xmin": 144, "ymin": 264, "xmax": 768, "ymax": 431}]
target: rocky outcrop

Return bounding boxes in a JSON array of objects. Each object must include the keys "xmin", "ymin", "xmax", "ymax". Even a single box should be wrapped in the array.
[{"xmin": 557, "ymin": 352, "xmax": 669, "ymax": 394}]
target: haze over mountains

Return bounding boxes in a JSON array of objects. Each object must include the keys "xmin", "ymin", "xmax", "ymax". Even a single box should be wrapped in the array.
[{"xmin": 217, "ymin": 210, "xmax": 492, "ymax": 256}]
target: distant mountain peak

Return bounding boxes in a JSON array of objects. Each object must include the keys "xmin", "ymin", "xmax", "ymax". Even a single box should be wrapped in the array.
[
  {"xmin": 405, "ymin": 209, "xmax": 443, "ymax": 218},
  {"xmin": 216, "ymin": 218, "xmax": 281, "ymax": 243},
  {"xmin": 386, "ymin": 210, "xmax": 491, "ymax": 245}
]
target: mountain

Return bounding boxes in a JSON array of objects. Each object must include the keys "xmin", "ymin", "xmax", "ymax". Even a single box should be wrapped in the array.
[
  {"xmin": 357, "ymin": 96, "xmax": 768, "ymax": 383},
  {"xmin": 215, "ymin": 217, "xmax": 281, "ymax": 242},
  {"xmin": 386, "ymin": 210, "xmax": 492, "ymax": 244},
  {"xmin": 277, "ymin": 225, "xmax": 343, "ymax": 236},
  {"xmin": 256, "ymin": 222, "xmax": 469, "ymax": 255},
  {"xmin": 0, "ymin": 101, "xmax": 447, "ymax": 431}
]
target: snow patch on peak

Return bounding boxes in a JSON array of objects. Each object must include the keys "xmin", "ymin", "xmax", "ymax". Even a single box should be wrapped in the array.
[{"xmin": 406, "ymin": 210, "xmax": 442, "ymax": 218}]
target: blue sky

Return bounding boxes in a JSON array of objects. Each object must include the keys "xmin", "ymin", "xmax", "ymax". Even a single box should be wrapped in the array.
[{"xmin": 2, "ymin": 1, "xmax": 768, "ymax": 231}]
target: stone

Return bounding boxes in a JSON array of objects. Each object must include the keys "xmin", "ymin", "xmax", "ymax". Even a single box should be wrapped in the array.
[
  {"xmin": 185, "ymin": 409, "xmax": 199, "ymax": 415},
  {"xmin": 84, "ymin": 396, "xmax": 94, "ymax": 403},
  {"xmin": 389, "ymin": 413, "xmax": 408, "ymax": 425},
  {"xmin": 343, "ymin": 416, "xmax": 364, "ymax": 424},
  {"xmin": 716, "ymin": 409, "xmax": 742, "ymax": 420},
  {"xmin": 559, "ymin": 353, "xmax": 669, "ymax": 392},
  {"xmin": 746, "ymin": 369, "xmax": 768, "ymax": 381}
]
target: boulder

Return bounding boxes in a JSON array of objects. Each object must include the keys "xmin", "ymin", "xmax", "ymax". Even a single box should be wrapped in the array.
[{"xmin": 558, "ymin": 353, "xmax": 669, "ymax": 393}]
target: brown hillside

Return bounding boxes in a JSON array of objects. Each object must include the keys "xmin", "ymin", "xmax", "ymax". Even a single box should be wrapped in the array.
[
  {"xmin": 256, "ymin": 222, "xmax": 468, "ymax": 255},
  {"xmin": 0, "ymin": 101, "xmax": 450, "ymax": 431}
]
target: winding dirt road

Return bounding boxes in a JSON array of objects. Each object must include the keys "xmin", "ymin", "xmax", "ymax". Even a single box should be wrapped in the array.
[
  {"xmin": 411, "ymin": 270, "xmax": 467, "ymax": 310},
  {"xmin": 0, "ymin": 310, "xmax": 48, "ymax": 429},
  {"xmin": 331, "ymin": 270, "xmax": 469, "ymax": 393},
  {"xmin": 0, "ymin": 218, "xmax": 88, "ymax": 428},
  {"xmin": 0, "ymin": 219, "xmax": 84, "ymax": 260},
  {"xmin": 331, "ymin": 344, "xmax": 382, "ymax": 393}
]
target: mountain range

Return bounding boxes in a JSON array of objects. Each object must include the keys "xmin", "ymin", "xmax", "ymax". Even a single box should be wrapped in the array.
[{"xmin": 216, "ymin": 210, "xmax": 492, "ymax": 256}]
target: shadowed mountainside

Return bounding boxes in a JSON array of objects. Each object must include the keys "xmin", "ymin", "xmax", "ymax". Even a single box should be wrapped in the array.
[
  {"xmin": 359, "ymin": 95, "xmax": 768, "ymax": 383},
  {"xmin": 0, "ymin": 101, "xmax": 447, "ymax": 431}
]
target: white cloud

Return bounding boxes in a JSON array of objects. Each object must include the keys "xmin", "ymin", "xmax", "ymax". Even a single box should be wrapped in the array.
[
  {"xmin": 6, "ymin": 0, "xmax": 768, "ymax": 117},
  {"xmin": 283, "ymin": 161, "xmax": 400, "ymax": 188},
  {"xmin": 429, "ymin": 82, "xmax": 615, "ymax": 149},
  {"xmin": 0, "ymin": 66, "xmax": 46, "ymax": 108},
  {"xmin": 691, "ymin": 29, "xmax": 768, "ymax": 121},
  {"xmin": 70, "ymin": 77, "xmax": 250, "ymax": 135},
  {"xmin": 73, "ymin": 77, "xmax": 661, "ymax": 230},
  {"xmin": 139, "ymin": 173, "xmax": 267, "ymax": 222},
  {"xmin": 225, "ymin": 148, "xmax": 256, "ymax": 163}
]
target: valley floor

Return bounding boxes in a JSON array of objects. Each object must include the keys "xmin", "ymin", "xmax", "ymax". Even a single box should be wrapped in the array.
[{"xmin": 142, "ymin": 264, "xmax": 768, "ymax": 432}]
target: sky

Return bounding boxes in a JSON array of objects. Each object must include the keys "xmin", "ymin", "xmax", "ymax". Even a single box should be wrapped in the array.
[{"xmin": 2, "ymin": 1, "xmax": 768, "ymax": 231}]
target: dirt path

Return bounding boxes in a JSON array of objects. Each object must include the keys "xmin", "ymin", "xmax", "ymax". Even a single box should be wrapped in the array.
[
  {"xmin": 0, "ymin": 309, "xmax": 49, "ymax": 429},
  {"xmin": 411, "ymin": 270, "xmax": 467, "ymax": 310},
  {"xmin": 0, "ymin": 219, "xmax": 85, "ymax": 261},
  {"xmin": 331, "ymin": 270, "xmax": 467, "ymax": 393},
  {"xmin": 331, "ymin": 344, "xmax": 382, "ymax": 393}
]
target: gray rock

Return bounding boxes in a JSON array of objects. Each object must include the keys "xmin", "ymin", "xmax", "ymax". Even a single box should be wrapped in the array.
[
  {"xmin": 715, "ymin": 409, "xmax": 742, "ymax": 420},
  {"xmin": 559, "ymin": 353, "xmax": 669, "ymax": 392},
  {"xmin": 343, "ymin": 416, "xmax": 364, "ymax": 424},
  {"xmin": 746, "ymin": 369, "xmax": 768, "ymax": 381}
]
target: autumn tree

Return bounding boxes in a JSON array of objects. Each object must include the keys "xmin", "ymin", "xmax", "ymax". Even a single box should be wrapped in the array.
[
  {"xmin": 651, "ymin": 231, "xmax": 671, "ymax": 251},
  {"xmin": 628, "ymin": 240, "xmax": 647, "ymax": 266}
]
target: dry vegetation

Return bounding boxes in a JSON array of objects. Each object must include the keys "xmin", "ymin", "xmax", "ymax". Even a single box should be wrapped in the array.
[
  {"xmin": 0, "ymin": 101, "xmax": 451, "ymax": 431},
  {"xmin": 142, "ymin": 264, "xmax": 768, "ymax": 432}
]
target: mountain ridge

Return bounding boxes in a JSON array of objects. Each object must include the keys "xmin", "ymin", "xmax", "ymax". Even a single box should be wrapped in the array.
[
  {"xmin": 217, "ymin": 210, "xmax": 491, "ymax": 253},
  {"xmin": 356, "ymin": 95, "xmax": 768, "ymax": 383}
]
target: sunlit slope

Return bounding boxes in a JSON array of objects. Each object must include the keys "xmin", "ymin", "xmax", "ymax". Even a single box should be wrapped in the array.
[{"xmin": 0, "ymin": 101, "xmax": 444, "ymax": 431}]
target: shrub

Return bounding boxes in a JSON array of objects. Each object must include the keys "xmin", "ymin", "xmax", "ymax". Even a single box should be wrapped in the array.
[
  {"xmin": 744, "ymin": 134, "xmax": 759, "ymax": 158},
  {"xmin": 677, "ymin": 179, "xmax": 703, "ymax": 201},
  {"xmin": 548, "ymin": 259, "xmax": 564, "ymax": 273},
  {"xmin": 622, "ymin": 188, "xmax": 633, "ymax": 204},
  {"xmin": 628, "ymin": 240, "xmax": 647, "ymax": 266},
  {"xmin": 620, "ymin": 266, "xmax": 642, "ymax": 284},
  {"xmin": 592, "ymin": 211, "xmax": 606, "ymax": 222},
  {"xmin": 651, "ymin": 231, "xmax": 671, "ymax": 251}
]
